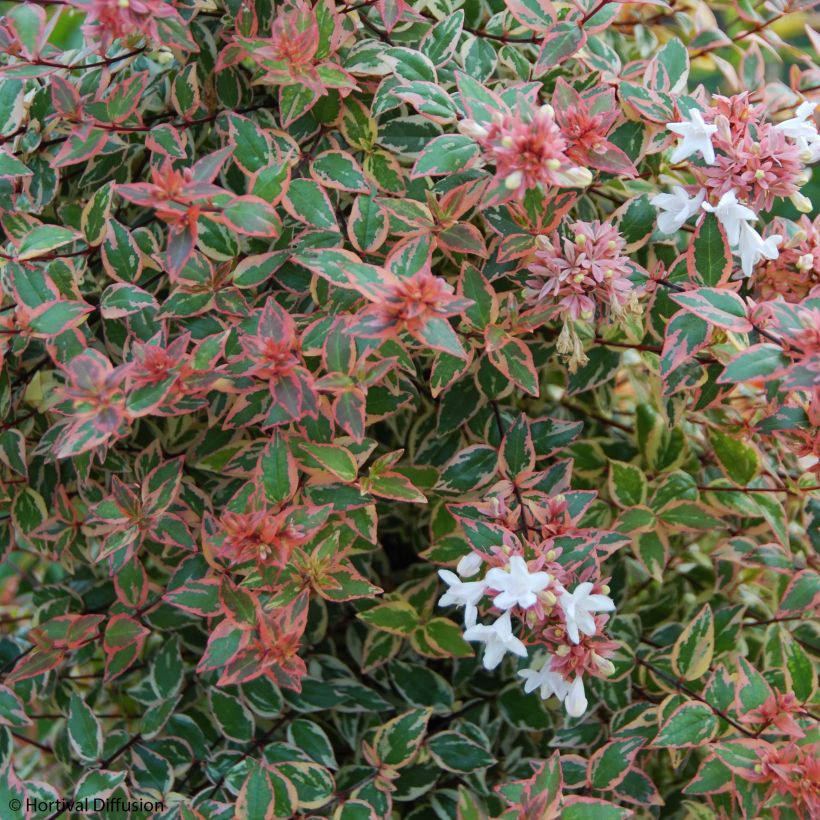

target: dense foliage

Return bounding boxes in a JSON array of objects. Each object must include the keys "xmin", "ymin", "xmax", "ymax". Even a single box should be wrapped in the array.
[{"xmin": 0, "ymin": 0, "xmax": 819, "ymax": 817}]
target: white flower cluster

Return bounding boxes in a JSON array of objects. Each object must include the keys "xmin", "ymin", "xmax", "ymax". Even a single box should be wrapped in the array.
[
  {"xmin": 652, "ymin": 102, "xmax": 820, "ymax": 277},
  {"xmin": 437, "ymin": 553, "xmax": 615, "ymax": 717}
]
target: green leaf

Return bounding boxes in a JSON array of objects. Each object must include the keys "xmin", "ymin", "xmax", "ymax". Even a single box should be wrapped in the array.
[
  {"xmin": 0, "ymin": 152, "xmax": 31, "ymax": 178},
  {"xmin": 283, "ymin": 179, "xmax": 338, "ymax": 229},
  {"xmin": 617, "ymin": 194, "xmax": 655, "ymax": 249},
  {"xmin": 654, "ymin": 702, "xmax": 718, "ymax": 747},
  {"xmin": 588, "ymin": 737, "xmax": 644, "ymax": 790},
  {"xmin": 438, "ymin": 445, "xmax": 498, "ymax": 492},
  {"xmin": 67, "ymin": 693, "xmax": 103, "ymax": 762},
  {"xmin": 359, "ymin": 600, "xmax": 419, "ymax": 635},
  {"xmin": 421, "ymin": 617, "xmax": 473, "ymax": 657},
  {"xmin": 657, "ymin": 37, "xmax": 689, "ymax": 92},
  {"xmin": 420, "ymin": 10, "xmax": 464, "ymax": 65},
  {"xmin": 427, "ymin": 731, "xmax": 495, "ymax": 773},
  {"xmin": 287, "ymin": 719, "xmax": 338, "ymax": 769},
  {"xmin": 209, "ymin": 689, "xmax": 254, "ymax": 742},
  {"xmin": 0, "ymin": 685, "xmax": 30, "ymax": 727},
  {"xmin": 709, "ymin": 430, "xmax": 760, "ymax": 485},
  {"xmin": 81, "ymin": 182, "xmax": 113, "ymax": 246},
  {"xmin": 18, "ymin": 225, "xmax": 80, "ymax": 260},
  {"xmin": 260, "ymin": 433, "xmax": 298, "ymax": 503},
  {"xmin": 375, "ymin": 707, "xmax": 431, "ymax": 768},
  {"xmin": 687, "ymin": 213, "xmax": 731, "ymax": 286},
  {"xmin": 778, "ymin": 570, "xmax": 819, "ymax": 616},
  {"xmin": 608, "ymin": 460, "xmax": 647, "ymax": 507},
  {"xmin": 298, "ymin": 442, "xmax": 358, "ymax": 481},
  {"xmin": 719, "ymin": 343, "xmax": 789, "ymax": 384},
  {"xmin": 100, "ymin": 283, "xmax": 157, "ymax": 318},
  {"xmin": 672, "ymin": 604, "xmax": 714, "ymax": 681},
  {"xmin": 411, "ymin": 135, "xmax": 479, "ymax": 177},
  {"xmin": 311, "ymin": 150, "xmax": 368, "ymax": 192}
]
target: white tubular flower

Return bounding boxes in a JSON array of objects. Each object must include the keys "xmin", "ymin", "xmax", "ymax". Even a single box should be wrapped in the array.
[
  {"xmin": 565, "ymin": 676, "xmax": 588, "ymax": 717},
  {"xmin": 560, "ymin": 582, "xmax": 615, "ymax": 645},
  {"xmin": 484, "ymin": 555, "xmax": 552, "ymax": 611},
  {"xmin": 701, "ymin": 190, "xmax": 757, "ymax": 246},
  {"xmin": 437, "ymin": 569, "xmax": 486, "ymax": 627},
  {"xmin": 518, "ymin": 656, "xmax": 570, "ymax": 701},
  {"xmin": 794, "ymin": 133, "xmax": 820, "ymax": 164},
  {"xmin": 667, "ymin": 109, "xmax": 717, "ymax": 165},
  {"xmin": 736, "ymin": 222, "xmax": 782, "ymax": 278},
  {"xmin": 463, "ymin": 611, "xmax": 528, "ymax": 670},
  {"xmin": 456, "ymin": 551, "xmax": 483, "ymax": 578},
  {"xmin": 774, "ymin": 100, "xmax": 818, "ymax": 141},
  {"xmin": 651, "ymin": 186, "xmax": 706, "ymax": 234}
]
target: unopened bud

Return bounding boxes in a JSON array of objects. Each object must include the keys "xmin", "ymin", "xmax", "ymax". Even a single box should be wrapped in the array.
[
  {"xmin": 601, "ymin": 584, "xmax": 610, "ymax": 595},
  {"xmin": 500, "ymin": 136, "xmax": 514, "ymax": 149},
  {"xmin": 574, "ymin": 233, "xmax": 586, "ymax": 246},
  {"xmin": 542, "ymin": 590, "xmax": 557, "ymax": 606},
  {"xmin": 118, "ymin": 0, "xmax": 130, "ymax": 6},
  {"xmin": 556, "ymin": 166, "xmax": 593, "ymax": 187},
  {"xmin": 604, "ymin": 269, "xmax": 614, "ymax": 279},
  {"xmin": 458, "ymin": 119, "xmax": 489, "ymax": 140},
  {"xmin": 535, "ymin": 234, "xmax": 551, "ymax": 250},
  {"xmin": 540, "ymin": 103, "xmax": 555, "ymax": 118},
  {"xmin": 790, "ymin": 192, "xmax": 812, "ymax": 213},
  {"xmin": 545, "ymin": 549, "xmax": 557, "ymax": 561},
  {"xmin": 592, "ymin": 652, "xmax": 615, "ymax": 676},
  {"xmin": 796, "ymin": 253, "xmax": 813, "ymax": 272},
  {"xmin": 556, "ymin": 644, "xmax": 570, "ymax": 656},
  {"xmin": 505, "ymin": 170, "xmax": 524, "ymax": 190},
  {"xmin": 607, "ymin": 240, "xmax": 617, "ymax": 251}
]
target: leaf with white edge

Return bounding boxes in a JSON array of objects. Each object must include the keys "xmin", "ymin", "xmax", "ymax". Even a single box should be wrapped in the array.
[
  {"xmin": 588, "ymin": 736, "xmax": 644, "ymax": 790},
  {"xmin": 654, "ymin": 702, "xmax": 718, "ymax": 747},
  {"xmin": 427, "ymin": 731, "xmax": 496, "ymax": 773},
  {"xmin": 438, "ymin": 445, "xmax": 498, "ymax": 493},
  {"xmin": 671, "ymin": 288, "xmax": 751, "ymax": 332},
  {"xmin": 100, "ymin": 283, "xmax": 158, "ymax": 318},
  {"xmin": 374, "ymin": 707, "xmax": 431, "ymax": 769},
  {"xmin": 709, "ymin": 429, "xmax": 760, "ymax": 485},
  {"xmin": 18, "ymin": 225, "xmax": 82, "ymax": 260},
  {"xmin": 0, "ymin": 685, "xmax": 30, "ymax": 727},
  {"xmin": 67, "ymin": 693, "xmax": 103, "ymax": 762},
  {"xmin": 718, "ymin": 343, "xmax": 789, "ymax": 384},
  {"xmin": 282, "ymin": 179, "xmax": 338, "ymax": 230},
  {"xmin": 609, "ymin": 460, "xmax": 648, "ymax": 507},
  {"xmin": 672, "ymin": 604, "xmax": 714, "ymax": 681},
  {"xmin": 310, "ymin": 150, "xmax": 369, "ymax": 192},
  {"xmin": 778, "ymin": 569, "xmax": 819, "ymax": 617},
  {"xmin": 0, "ymin": 152, "xmax": 31, "ymax": 177},
  {"xmin": 411, "ymin": 135, "xmax": 479, "ymax": 178}
]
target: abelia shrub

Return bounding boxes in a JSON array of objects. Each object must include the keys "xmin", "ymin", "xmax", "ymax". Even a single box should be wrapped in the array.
[{"xmin": 0, "ymin": 0, "xmax": 819, "ymax": 817}]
